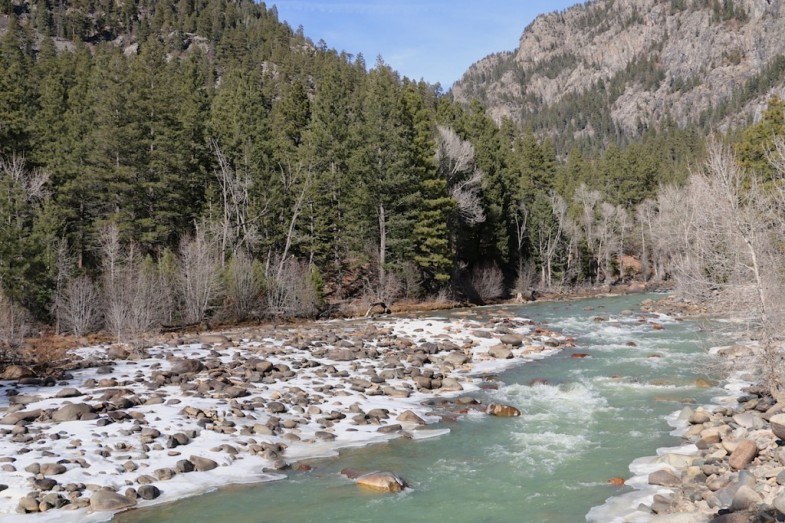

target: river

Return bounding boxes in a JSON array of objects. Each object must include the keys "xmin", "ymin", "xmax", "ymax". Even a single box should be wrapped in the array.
[{"xmin": 117, "ymin": 294, "xmax": 724, "ymax": 523}]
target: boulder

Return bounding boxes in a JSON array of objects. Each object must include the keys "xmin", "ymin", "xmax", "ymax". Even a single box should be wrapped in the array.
[
  {"xmin": 729, "ymin": 485, "xmax": 761, "ymax": 511},
  {"xmin": 52, "ymin": 403, "xmax": 94, "ymax": 422},
  {"xmin": 106, "ymin": 346, "xmax": 129, "ymax": 360},
  {"xmin": 769, "ymin": 413, "xmax": 785, "ymax": 440},
  {"xmin": 444, "ymin": 353, "xmax": 469, "ymax": 366},
  {"xmin": 355, "ymin": 472, "xmax": 407, "ymax": 493},
  {"xmin": 396, "ymin": 410, "xmax": 426, "ymax": 425},
  {"xmin": 1, "ymin": 365, "xmax": 34, "ymax": 380},
  {"xmin": 55, "ymin": 388, "xmax": 83, "ymax": 398},
  {"xmin": 648, "ymin": 469, "xmax": 681, "ymax": 487},
  {"xmin": 40, "ymin": 463, "xmax": 67, "ymax": 475},
  {"xmin": 199, "ymin": 334, "xmax": 230, "ymax": 345},
  {"xmin": 486, "ymin": 403, "xmax": 521, "ymax": 417},
  {"xmin": 499, "ymin": 334, "xmax": 523, "ymax": 347},
  {"xmin": 488, "ymin": 345, "xmax": 512, "ymax": 359},
  {"xmin": 0, "ymin": 409, "xmax": 41, "ymax": 425},
  {"xmin": 89, "ymin": 489, "xmax": 136, "ymax": 511},
  {"xmin": 189, "ymin": 456, "xmax": 218, "ymax": 472},
  {"xmin": 689, "ymin": 409, "xmax": 711, "ymax": 425},
  {"xmin": 137, "ymin": 485, "xmax": 161, "ymax": 500},
  {"xmin": 440, "ymin": 378, "xmax": 463, "ymax": 391},
  {"xmin": 326, "ymin": 348, "xmax": 356, "ymax": 361},
  {"xmin": 728, "ymin": 440, "xmax": 758, "ymax": 470},
  {"xmin": 170, "ymin": 359, "xmax": 204, "ymax": 375},
  {"xmin": 773, "ymin": 494, "xmax": 785, "ymax": 515}
]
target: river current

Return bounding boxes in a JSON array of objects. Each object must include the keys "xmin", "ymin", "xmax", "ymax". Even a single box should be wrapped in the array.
[{"xmin": 117, "ymin": 294, "xmax": 724, "ymax": 523}]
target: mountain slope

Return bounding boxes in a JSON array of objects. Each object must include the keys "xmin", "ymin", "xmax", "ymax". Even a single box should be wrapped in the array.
[{"xmin": 453, "ymin": 0, "xmax": 785, "ymax": 151}]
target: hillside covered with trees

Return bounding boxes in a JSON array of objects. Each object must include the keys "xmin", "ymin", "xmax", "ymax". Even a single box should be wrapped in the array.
[{"xmin": 0, "ymin": 0, "xmax": 783, "ymax": 349}]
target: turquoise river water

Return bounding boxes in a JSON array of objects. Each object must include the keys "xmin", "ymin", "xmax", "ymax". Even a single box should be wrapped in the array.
[{"xmin": 117, "ymin": 294, "xmax": 726, "ymax": 523}]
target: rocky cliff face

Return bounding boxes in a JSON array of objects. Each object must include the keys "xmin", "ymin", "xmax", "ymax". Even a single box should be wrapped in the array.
[{"xmin": 453, "ymin": 0, "xmax": 785, "ymax": 146}]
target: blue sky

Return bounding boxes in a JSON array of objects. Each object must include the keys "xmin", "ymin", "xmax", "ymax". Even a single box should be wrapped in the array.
[{"xmin": 269, "ymin": 1, "xmax": 581, "ymax": 89}]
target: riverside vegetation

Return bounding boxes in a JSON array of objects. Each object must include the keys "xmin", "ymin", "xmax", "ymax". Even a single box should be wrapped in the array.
[{"xmin": 4, "ymin": 0, "xmax": 785, "ymax": 520}]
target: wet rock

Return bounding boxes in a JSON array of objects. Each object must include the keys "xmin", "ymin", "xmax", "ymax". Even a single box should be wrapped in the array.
[
  {"xmin": 355, "ymin": 472, "xmax": 407, "ymax": 493},
  {"xmin": 486, "ymin": 404, "xmax": 521, "ymax": 417},
  {"xmin": 340, "ymin": 468, "xmax": 362, "ymax": 479},
  {"xmin": 90, "ymin": 489, "xmax": 137, "ymax": 511}
]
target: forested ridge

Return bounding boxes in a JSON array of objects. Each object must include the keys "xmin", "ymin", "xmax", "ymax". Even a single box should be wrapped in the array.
[
  {"xmin": 453, "ymin": 0, "xmax": 785, "ymax": 155},
  {"xmin": 0, "ymin": 0, "xmax": 783, "ymax": 345}
]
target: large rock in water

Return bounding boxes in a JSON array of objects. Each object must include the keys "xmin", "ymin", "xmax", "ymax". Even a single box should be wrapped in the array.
[
  {"xmin": 90, "ymin": 489, "xmax": 137, "ymax": 511},
  {"xmin": 355, "ymin": 472, "xmax": 407, "ymax": 493},
  {"xmin": 728, "ymin": 439, "xmax": 758, "ymax": 470},
  {"xmin": 499, "ymin": 334, "xmax": 523, "ymax": 347},
  {"xmin": 486, "ymin": 404, "xmax": 521, "ymax": 417},
  {"xmin": 488, "ymin": 345, "xmax": 512, "ymax": 359},
  {"xmin": 769, "ymin": 413, "xmax": 785, "ymax": 440}
]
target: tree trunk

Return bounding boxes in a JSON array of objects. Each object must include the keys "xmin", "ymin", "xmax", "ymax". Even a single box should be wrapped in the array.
[{"xmin": 378, "ymin": 203, "xmax": 386, "ymax": 293}]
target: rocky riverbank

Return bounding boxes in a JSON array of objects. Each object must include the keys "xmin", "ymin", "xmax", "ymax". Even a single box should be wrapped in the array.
[
  {"xmin": 0, "ymin": 312, "xmax": 570, "ymax": 521},
  {"xmin": 589, "ymin": 342, "xmax": 785, "ymax": 523}
]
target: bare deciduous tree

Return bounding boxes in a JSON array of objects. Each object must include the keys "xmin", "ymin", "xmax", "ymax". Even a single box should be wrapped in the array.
[
  {"xmin": 224, "ymin": 250, "xmax": 263, "ymax": 321},
  {"xmin": 212, "ymin": 141, "xmax": 264, "ymax": 261},
  {"xmin": 0, "ymin": 287, "xmax": 30, "ymax": 350},
  {"xmin": 179, "ymin": 227, "xmax": 222, "ymax": 324},
  {"xmin": 55, "ymin": 275, "xmax": 101, "ymax": 336},
  {"xmin": 660, "ymin": 139, "xmax": 785, "ymax": 400},
  {"xmin": 436, "ymin": 125, "xmax": 485, "ymax": 225},
  {"xmin": 0, "ymin": 155, "xmax": 50, "ymax": 203},
  {"xmin": 471, "ymin": 263, "xmax": 504, "ymax": 303},
  {"xmin": 264, "ymin": 253, "xmax": 318, "ymax": 317},
  {"xmin": 100, "ymin": 224, "xmax": 167, "ymax": 340}
]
